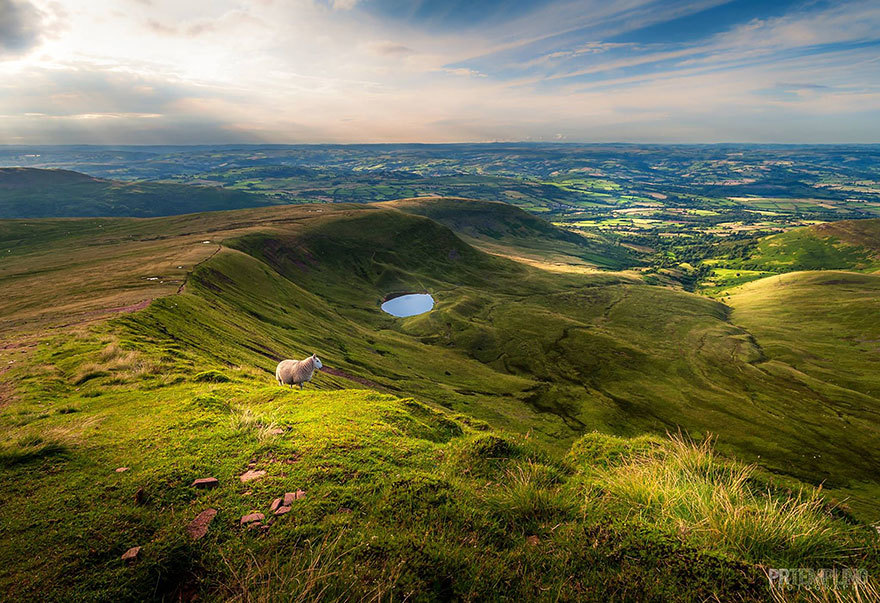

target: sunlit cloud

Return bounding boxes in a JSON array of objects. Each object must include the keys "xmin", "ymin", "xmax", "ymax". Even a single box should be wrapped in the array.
[{"xmin": 0, "ymin": 0, "xmax": 878, "ymax": 143}]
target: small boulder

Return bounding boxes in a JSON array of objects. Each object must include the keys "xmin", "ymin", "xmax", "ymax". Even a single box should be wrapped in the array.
[
  {"xmin": 270, "ymin": 497, "xmax": 283, "ymax": 512},
  {"xmin": 274, "ymin": 505, "xmax": 291, "ymax": 516},
  {"xmin": 121, "ymin": 546, "xmax": 141, "ymax": 563},
  {"xmin": 240, "ymin": 470, "xmax": 266, "ymax": 483},
  {"xmin": 115, "ymin": 467, "xmax": 129, "ymax": 473},
  {"xmin": 186, "ymin": 508, "xmax": 217, "ymax": 540},
  {"xmin": 240, "ymin": 512, "xmax": 264, "ymax": 526},
  {"xmin": 191, "ymin": 477, "xmax": 219, "ymax": 489}
]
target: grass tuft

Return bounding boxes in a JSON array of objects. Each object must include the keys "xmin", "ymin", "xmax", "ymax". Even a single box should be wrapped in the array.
[
  {"xmin": 230, "ymin": 408, "xmax": 280, "ymax": 441},
  {"xmin": 194, "ymin": 369, "xmax": 231, "ymax": 383},
  {"xmin": 487, "ymin": 460, "xmax": 574, "ymax": 529},
  {"xmin": 580, "ymin": 433, "xmax": 861, "ymax": 567},
  {"xmin": 217, "ymin": 530, "xmax": 370, "ymax": 602},
  {"xmin": 0, "ymin": 434, "xmax": 68, "ymax": 467}
]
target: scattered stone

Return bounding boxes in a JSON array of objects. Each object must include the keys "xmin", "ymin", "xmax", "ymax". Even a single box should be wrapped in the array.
[
  {"xmin": 274, "ymin": 505, "xmax": 291, "ymax": 516},
  {"xmin": 267, "ymin": 428, "xmax": 284, "ymax": 436},
  {"xmin": 121, "ymin": 546, "xmax": 141, "ymax": 563},
  {"xmin": 191, "ymin": 477, "xmax": 219, "ymax": 489},
  {"xmin": 526, "ymin": 535, "xmax": 540, "ymax": 547},
  {"xmin": 115, "ymin": 467, "xmax": 129, "ymax": 473},
  {"xmin": 243, "ymin": 490, "xmax": 252, "ymax": 496},
  {"xmin": 270, "ymin": 497, "xmax": 283, "ymax": 512},
  {"xmin": 280, "ymin": 489, "xmax": 306, "ymax": 506},
  {"xmin": 134, "ymin": 487, "xmax": 145, "ymax": 505},
  {"xmin": 239, "ymin": 470, "xmax": 266, "ymax": 483},
  {"xmin": 186, "ymin": 508, "xmax": 217, "ymax": 540},
  {"xmin": 240, "ymin": 512, "xmax": 264, "ymax": 526}
]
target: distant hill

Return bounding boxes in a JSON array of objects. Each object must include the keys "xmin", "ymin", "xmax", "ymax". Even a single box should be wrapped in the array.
[
  {"xmin": 743, "ymin": 218, "xmax": 880, "ymax": 272},
  {"xmin": 382, "ymin": 196, "xmax": 637, "ymax": 270},
  {"xmin": 701, "ymin": 218, "xmax": 880, "ymax": 292},
  {"xmin": 0, "ymin": 167, "xmax": 270, "ymax": 218}
]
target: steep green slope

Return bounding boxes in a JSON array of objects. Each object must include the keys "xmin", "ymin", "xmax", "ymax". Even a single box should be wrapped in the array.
[
  {"xmin": 726, "ymin": 271, "xmax": 880, "ymax": 511},
  {"xmin": 728, "ymin": 271, "xmax": 880, "ymax": 399},
  {"xmin": 3, "ymin": 201, "xmax": 880, "ymax": 515},
  {"xmin": 0, "ymin": 167, "xmax": 269, "ymax": 218},
  {"xmin": 382, "ymin": 196, "xmax": 636, "ymax": 270},
  {"xmin": 51, "ymin": 203, "xmax": 870, "ymax": 519},
  {"xmin": 1, "ymin": 201, "xmax": 880, "ymax": 598}
]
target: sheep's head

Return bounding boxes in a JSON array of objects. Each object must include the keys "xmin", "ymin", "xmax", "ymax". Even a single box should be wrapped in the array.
[{"xmin": 312, "ymin": 354, "xmax": 323, "ymax": 369}]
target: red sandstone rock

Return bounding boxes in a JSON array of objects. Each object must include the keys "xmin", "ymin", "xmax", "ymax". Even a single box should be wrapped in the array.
[
  {"xmin": 240, "ymin": 512, "xmax": 264, "ymax": 526},
  {"xmin": 191, "ymin": 477, "xmax": 219, "ymax": 489},
  {"xmin": 239, "ymin": 470, "xmax": 266, "ymax": 483},
  {"xmin": 186, "ymin": 509, "xmax": 217, "ymax": 540},
  {"xmin": 121, "ymin": 546, "xmax": 141, "ymax": 563}
]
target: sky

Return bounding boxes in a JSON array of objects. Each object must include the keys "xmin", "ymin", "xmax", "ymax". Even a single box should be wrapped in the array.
[{"xmin": 0, "ymin": 0, "xmax": 879, "ymax": 144}]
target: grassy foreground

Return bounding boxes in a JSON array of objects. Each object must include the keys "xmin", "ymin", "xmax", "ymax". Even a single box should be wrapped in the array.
[{"xmin": 0, "ymin": 323, "xmax": 877, "ymax": 600}]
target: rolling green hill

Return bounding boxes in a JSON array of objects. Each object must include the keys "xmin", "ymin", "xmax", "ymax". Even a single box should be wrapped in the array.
[
  {"xmin": 1, "ymin": 199, "xmax": 878, "ymax": 599},
  {"xmin": 382, "ymin": 196, "xmax": 636, "ymax": 270},
  {"xmin": 0, "ymin": 168, "xmax": 270, "ymax": 218},
  {"xmin": 703, "ymin": 219, "xmax": 880, "ymax": 293},
  {"xmin": 745, "ymin": 219, "xmax": 880, "ymax": 272}
]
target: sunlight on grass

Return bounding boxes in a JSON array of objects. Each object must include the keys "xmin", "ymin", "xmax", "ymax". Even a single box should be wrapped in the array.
[{"xmin": 581, "ymin": 433, "xmax": 860, "ymax": 567}]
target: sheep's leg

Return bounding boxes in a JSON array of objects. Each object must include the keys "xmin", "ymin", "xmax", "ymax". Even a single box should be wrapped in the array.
[{"xmin": 299, "ymin": 383, "xmax": 303, "ymax": 390}]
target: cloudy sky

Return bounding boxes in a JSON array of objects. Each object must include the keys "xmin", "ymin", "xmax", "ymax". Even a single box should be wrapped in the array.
[{"xmin": 1, "ymin": 0, "xmax": 879, "ymax": 143}]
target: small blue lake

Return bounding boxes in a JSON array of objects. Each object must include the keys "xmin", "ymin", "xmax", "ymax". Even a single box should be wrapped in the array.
[{"xmin": 381, "ymin": 293, "xmax": 434, "ymax": 317}]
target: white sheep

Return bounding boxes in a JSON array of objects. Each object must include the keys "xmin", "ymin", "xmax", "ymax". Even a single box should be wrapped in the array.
[{"xmin": 275, "ymin": 354, "xmax": 323, "ymax": 389}]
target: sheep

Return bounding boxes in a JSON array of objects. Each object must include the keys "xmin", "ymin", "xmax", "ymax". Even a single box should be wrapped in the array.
[{"xmin": 275, "ymin": 354, "xmax": 323, "ymax": 389}]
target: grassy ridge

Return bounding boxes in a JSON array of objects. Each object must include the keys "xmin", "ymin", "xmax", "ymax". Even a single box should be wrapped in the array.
[
  {"xmin": 2, "ymin": 199, "xmax": 880, "ymax": 598},
  {"xmin": 382, "ymin": 196, "xmax": 636, "ymax": 270},
  {"xmin": 3, "ymin": 201, "xmax": 880, "ymax": 511},
  {"xmin": 214, "ymin": 209, "xmax": 880, "ymax": 507}
]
